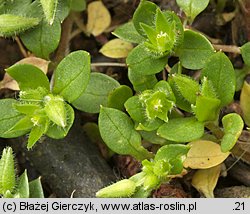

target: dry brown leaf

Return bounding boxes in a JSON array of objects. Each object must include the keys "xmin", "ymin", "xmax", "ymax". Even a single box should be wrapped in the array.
[
  {"xmin": 183, "ymin": 140, "xmax": 230, "ymax": 169},
  {"xmin": 192, "ymin": 164, "xmax": 221, "ymax": 198},
  {"xmin": 0, "ymin": 57, "xmax": 49, "ymax": 90},
  {"xmin": 100, "ymin": 39, "xmax": 133, "ymax": 58},
  {"xmin": 86, "ymin": 1, "xmax": 111, "ymax": 36},
  {"xmin": 17, "ymin": 57, "xmax": 49, "ymax": 74}
]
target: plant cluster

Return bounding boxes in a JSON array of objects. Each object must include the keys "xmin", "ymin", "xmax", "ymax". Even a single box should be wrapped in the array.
[{"xmin": 0, "ymin": 0, "xmax": 250, "ymax": 198}]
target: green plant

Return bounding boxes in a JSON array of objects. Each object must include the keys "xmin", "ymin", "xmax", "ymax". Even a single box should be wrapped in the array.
[
  {"xmin": 0, "ymin": 0, "xmax": 86, "ymax": 59},
  {"xmin": 96, "ymin": 0, "xmax": 248, "ymax": 197},
  {"xmin": 0, "ymin": 147, "xmax": 44, "ymax": 198},
  {"xmin": 0, "ymin": 50, "xmax": 91, "ymax": 149}
]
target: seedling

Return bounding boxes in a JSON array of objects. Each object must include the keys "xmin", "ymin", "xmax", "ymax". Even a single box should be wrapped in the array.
[
  {"xmin": 0, "ymin": 147, "xmax": 44, "ymax": 198},
  {"xmin": 96, "ymin": 0, "xmax": 246, "ymax": 197},
  {"xmin": 0, "ymin": 50, "xmax": 90, "ymax": 149}
]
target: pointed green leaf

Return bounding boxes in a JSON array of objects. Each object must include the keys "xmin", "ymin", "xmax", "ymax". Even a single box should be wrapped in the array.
[
  {"xmin": 99, "ymin": 107, "xmax": 153, "ymax": 161},
  {"xmin": 6, "ymin": 64, "xmax": 50, "ymax": 91},
  {"xmin": 113, "ymin": 22, "xmax": 145, "ymax": 44},
  {"xmin": 20, "ymin": 19, "xmax": 61, "ymax": 59},
  {"xmin": 13, "ymin": 103, "xmax": 41, "ymax": 115},
  {"xmin": 221, "ymin": 113, "xmax": 244, "ymax": 152},
  {"xmin": 127, "ymin": 44, "xmax": 168, "ymax": 75},
  {"xmin": 53, "ymin": 50, "xmax": 90, "ymax": 103},
  {"xmin": 0, "ymin": 14, "xmax": 40, "ymax": 37},
  {"xmin": 133, "ymin": 0, "xmax": 158, "ymax": 36},
  {"xmin": 29, "ymin": 177, "xmax": 44, "ymax": 198},
  {"xmin": 176, "ymin": 0, "xmax": 209, "ymax": 21},
  {"xmin": 27, "ymin": 118, "xmax": 49, "ymax": 149},
  {"xmin": 14, "ymin": 170, "xmax": 29, "ymax": 198},
  {"xmin": 0, "ymin": 147, "xmax": 15, "ymax": 195},
  {"xmin": 157, "ymin": 117, "xmax": 204, "ymax": 142},
  {"xmin": 179, "ymin": 30, "xmax": 214, "ymax": 69},
  {"xmin": 170, "ymin": 74, "xmax": 199, "ymax": 104},
  {"xmin": 5, "ymin": 116, "xmax": 33, "ymax": 135},
  {"xmin": 40, "ymin": 0, "xmax": 58, "ymax": 25},
  {"xmin": 201, "ymin": 52, "xmax": 236, "ymax": 107},
  {"xmin": 72, "ymin": 72, "xmax": 119, "ymax": 113},
  {"xmin": 0, "ymin": 99, "xmax": 27, "ymax": 138}
]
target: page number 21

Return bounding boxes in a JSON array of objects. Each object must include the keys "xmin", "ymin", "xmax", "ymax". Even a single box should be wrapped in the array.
[{"xmin": 233, "ymin": 202, "xmax": 245, "ymax": 211}]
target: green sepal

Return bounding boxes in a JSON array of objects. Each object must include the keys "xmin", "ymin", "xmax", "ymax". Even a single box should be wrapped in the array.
[
  {"xmin": 169, "ymin": 74, "xmax": 199, "ymax": 104},
  {"xmin": 14, "ymin": 170, "xmax": 29, "ymax": 198},
  {"xmin": 29, "ymin": 177, "xmax": 44, "ymax": 198},
  {"xmin": 45, "ymin": 103, "xmax": 74, "ymax": 139},
  {"xmin": 27, "ymin": 117, "xmax": 49, "ymax": 149},
  {"xmin": 0, "ymin": 14, "xmax": 40, "ymax": 37},
  {"xmin": 40, "ymin": 0, "xmax": 58, "ymax": 25},
  {"xmin": 0, "ymin": 147, "xmax": 15, "ymax": 196}
]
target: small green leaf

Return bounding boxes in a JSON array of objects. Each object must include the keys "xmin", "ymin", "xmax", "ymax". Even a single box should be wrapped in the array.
[
  {"xmin": 99, "ymin": 107, "xmax": 153, "ymax": 161},
  {"xmin": 128, "ymin": 69, "xmax": 157, "ymax": 92},
  {"xmin": 132, "ymin": 0, "xmax": 158, "ymax": 36},
  {"xmin": 170, "ymin": 74, "xmax": 199, "ymax": 104},
  {"xmin": 20, "ymin": 19, "xmax": 61, "ymax": 59},
  {"xmin": 13, "ymin": 103, "xmax": 41, "ymax": 115},
  {"xmin": 40, "ymin": 0, "xmax": 58, "ymax": 25},
  {"xmin": 157, "ymin": 117, "xmax": 204, "ymax": 142},
  {"xmin": 70, "ymin": 0, "xmax": 86, "ymax": 12},
  {"xmin": 240, "ymin": 42, "xmax": 250, "ymax": 66},
  {"xmin": 27, "ymin": 118, "xmax": 49, "ymax": 149},
  {"xmin": 201, "ymin": 52, "xmax": 236, "ymax": 107},
  {"xmin": 72, "ymin": 72, "xmax": 120, "ymax": 113},
  {"xmin": 0, "ymin": 99, "xmax": 27, "ymax": 138},
  {"xmin": 107, "ymin": 85, "xmax": 133, "ymax": 111},
  {"xmin": 127, "ymin": 44, "xmax": 168, "ymax": 75},
  {"xmin": 240, "ymin": 80, "xmax": 250, "ymax": 126},
  {"xmin": 14, "ymin": 170, "xmax": 29, "ymax": 198},
  {"xmin": 45, "ymin": 103, "xmax": 74, "ymax": 139},
  {"xmin": 6, "ymin": 64, "xmax": 50, "ymax": 91},
  {"xmin": 176, "ymin": 0, "xmax": 209, "ymax": 22},
  {"xmin": 0, "ymin": 14, "xmax": 40, "ymax": 37},
  {"xmin": 113, "ymin": 22, "xmax": 145, "ymax": 44},
  {"xmin": 179, "ymin": 30, "xmax": 214, "ymax": 70},
  {"xmin": 29, "ymin": 177, "xmax": 44, "ymax": 198},
  {"xmin": 53, "ymin": 50, "xmax": 90, "ymax": 103},
  {"xmin": 221, "ymin": 113, "xmax": 244, "ymax": 152},
  {"xmin": 140, "ymin": 130, "xmax": 169, "ymax": 145},
  {"xmin": 0, "ymin": 147, "xmax": 15, "ymax": 195}
]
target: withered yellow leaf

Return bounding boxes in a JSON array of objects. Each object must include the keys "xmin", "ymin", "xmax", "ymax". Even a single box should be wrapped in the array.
[
  {"xmin": 183, "ymin": 140, "xmax": 230, "ymax": 169},
  {"xmin": 192, "ymin": 164, "xmax": 221, "ymax": 198},
  {"xmin": 0, "ymin": 57, "xmax": 49, "ymax": 90},
  {"xmin": 86, "ymin": 1, "xmax": 111, "ymax": 36},
  {"xmin": 100, "ymin": 39, "xmax": 133, "ymax": 58}
]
